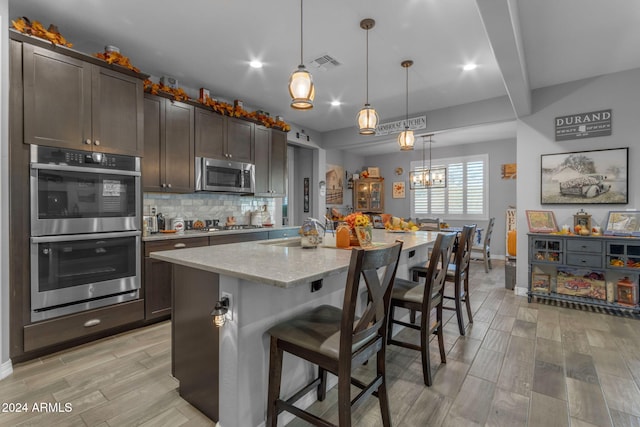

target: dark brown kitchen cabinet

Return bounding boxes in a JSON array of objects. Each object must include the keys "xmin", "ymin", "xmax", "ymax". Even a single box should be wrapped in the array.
[
  {"xmin": 255, "ymin": 127, "xmax": 287, "ymax": 197},
  {"xmin": 143, "ymin": 94, "xmax": 195, "ymax": 193},
  {"xmin": 226, "ymin": 117, "xmax": 254, "ymax": 163},
  {"xmin": 22, "ymin": 43, "xmax": 143, "ymax": 156},
  {"xmin": 195, "ymin": 107, "xmax": 225, "ymax": 159},
  {"xmin": 144, "ymin": 237, "xmax": 209, "ymax": 320},
  {"xmin": 195, "ymin": 111, "xmax": 253, "ymax": 163}
]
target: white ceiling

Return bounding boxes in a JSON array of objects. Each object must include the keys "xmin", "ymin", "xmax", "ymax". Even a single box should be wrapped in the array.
[{"xmin": 9, "ymin": 0, "xmax": 640, "ymax": 153}]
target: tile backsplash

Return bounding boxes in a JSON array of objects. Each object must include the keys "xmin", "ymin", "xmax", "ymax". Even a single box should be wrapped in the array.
[{"xmin": 144, "ymin": 192, "xmax": 276, "ymax": 225}]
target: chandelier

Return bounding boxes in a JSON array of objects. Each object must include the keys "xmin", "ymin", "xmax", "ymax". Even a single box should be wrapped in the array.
[{"xmin": 409, "ymin": 135, "xmax": 447, "ymax": 189}]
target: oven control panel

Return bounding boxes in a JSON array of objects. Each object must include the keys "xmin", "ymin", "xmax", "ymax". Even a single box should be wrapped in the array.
[{"xmin": 33, "ymin": 146, "xmax": 139, "ymax": 172}]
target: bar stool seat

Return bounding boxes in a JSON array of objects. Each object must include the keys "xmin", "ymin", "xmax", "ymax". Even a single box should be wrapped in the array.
[{"xmin": 266, "ymin": 241, "xmax": 403, "ymax": 427}]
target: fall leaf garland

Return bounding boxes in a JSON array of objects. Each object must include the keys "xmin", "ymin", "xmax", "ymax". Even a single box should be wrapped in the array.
[
  {"xmin": 94, "ymin": 51, "xmax": 140, "ymax": 73},
  {"xmin": 11, "ymin": 17, "xmax": 73, "ymax": 47},
  {"xmin": 143, "ymin": 79, "xmax": 290, "ymax": 131}
]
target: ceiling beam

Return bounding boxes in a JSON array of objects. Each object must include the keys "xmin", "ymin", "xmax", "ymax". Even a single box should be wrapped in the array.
[{"xmin": 475, "ymin": 0, "xmax": 531, "ymax": 117}]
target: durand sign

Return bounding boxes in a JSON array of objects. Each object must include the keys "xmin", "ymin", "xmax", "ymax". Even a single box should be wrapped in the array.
[{"xmin": 555, "ymin": 109, "xmax": 611, "ymax": 141}]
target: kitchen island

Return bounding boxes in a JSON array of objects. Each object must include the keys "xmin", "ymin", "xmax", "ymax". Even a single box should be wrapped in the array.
[{"xmin": 150, "ymin": 229, "xmax": 437, "ymax": 427}]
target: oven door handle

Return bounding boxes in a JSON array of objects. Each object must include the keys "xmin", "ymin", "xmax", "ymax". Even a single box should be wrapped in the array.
[
  {"xmin": 31, "ymin": 162, "xmax": 141, "ymax": 177},
  {"xmin": 31, "ymin": 231, "xmax": 141, "ymax": 243}
]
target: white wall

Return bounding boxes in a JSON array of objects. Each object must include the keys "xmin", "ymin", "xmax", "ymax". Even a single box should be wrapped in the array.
[{"xmin": 515, "ymin": 68, "xmax": 640, "ymax": 293}]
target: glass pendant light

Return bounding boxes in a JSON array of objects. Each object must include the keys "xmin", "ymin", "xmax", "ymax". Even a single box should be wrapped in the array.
[
  {"xmin": 398, "ymin": 60, "xmax": 414, "ymax": 150},
  {"xmin": 289, "ymin": 0, "xmax": 315, "ymax": 110},
  {"xmin": 356, "ymin": 18, "xmax": 379, "ymax": 135},
  {"xmin": 410, "ymin": 135, "xmax": 447, "ymax": 189}
]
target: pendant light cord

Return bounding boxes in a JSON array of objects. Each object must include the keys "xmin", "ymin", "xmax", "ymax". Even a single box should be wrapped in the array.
[
  {"xmin": 299, "ymin": 0, "xmax": 303, "ymax": 65},
  {"xmin": 365, "ymin": 27, "xmax": 369, "ymax": 104},
  {"xmin": 405, "ymin": 66, "xmax": 409, "ymax": 127}
]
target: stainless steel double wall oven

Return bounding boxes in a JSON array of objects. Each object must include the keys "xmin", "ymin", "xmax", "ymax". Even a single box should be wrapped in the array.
[{"xmin": 30, "ymin": 145, "xmax": 141, "ymax": 321}]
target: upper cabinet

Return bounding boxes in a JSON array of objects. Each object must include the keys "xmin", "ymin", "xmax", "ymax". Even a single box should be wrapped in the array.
[
  {"xmin": 143, "ymin": 94, "xmax": 194, "ymax": 193},
  {"xmin": 22, "ymin": 43, "xmax": 143, "ymax": 156},
  {"xmin": 254, "ymin": 127, "xmax": 287, "ymax": 197},
  {"xmin": 195, "ymin": 111, "xmax": 253, "ymax": 163}
]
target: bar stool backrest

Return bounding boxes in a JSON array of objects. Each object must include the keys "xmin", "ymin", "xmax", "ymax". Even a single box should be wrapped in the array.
[{"xmin": 341, "ymin": 241, "xmax": 403, "ymax": 359}]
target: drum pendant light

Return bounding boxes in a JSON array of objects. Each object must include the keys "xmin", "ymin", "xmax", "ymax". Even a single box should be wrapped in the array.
[
  {"xmin": 356, "ymin": 18, "xmax": 379, "ymax": 135},
  {"xmin": 289, "ymin": 0, "xmax": 315, "ymax": 110},
  {"xmin": 397, "ymin": 60, "xmax": 415, "ymax": 150}
]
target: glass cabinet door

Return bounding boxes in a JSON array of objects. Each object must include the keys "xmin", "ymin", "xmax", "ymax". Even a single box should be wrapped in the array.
[
  {"xmin": 355, "ymin": 182, "xmax": 369, "ymax": 211},
  {"xmin": 370, "ymin": 182, "xmax": 382, "ymax": 211}
]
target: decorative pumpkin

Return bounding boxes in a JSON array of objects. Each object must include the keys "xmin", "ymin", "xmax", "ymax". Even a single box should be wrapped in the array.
[{"xmin": 507, "ymin": 229, "xmax": 517, "ymax": 256}]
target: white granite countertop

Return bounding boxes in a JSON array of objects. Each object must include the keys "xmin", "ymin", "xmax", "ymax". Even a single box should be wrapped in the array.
[
  {"xmin": 142, "ymin": 225, "xmax": 300, "ymax": 241},
  {"xmin": 150, "ymin": 229, "xmax": 438, "ymax": 288}
]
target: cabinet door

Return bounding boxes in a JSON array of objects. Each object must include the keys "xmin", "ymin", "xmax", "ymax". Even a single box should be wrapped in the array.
[
  {"xmin": 144, "ymin": 258, "xmax": 172, "ymax": 320},
  {"xmin": 23, "ymin": 44, "xmax": 92, "ymax": 150},
  {"xmin": 164, "ymin": 100, "xmax": 194, "ymax": 192},
  {"xmin": 269, "ymin": 130, "xmax": 287, "ymax": 197},
  {"xmin": 92, "ymin": 66, "xmax": 143, "ymax": 156},
  {"xmin": 254, "ymin": 126, "xmax": 271, "ymax": 195},
  {"xmin": 195, "ymin": 108, "xmax": 225, "ymax": 159},
  {"xmin": 226, "ymin": 117, "xmax": 253, "ymax": 163},
  {"xmin": 369, "ymin": 181, "xmax": 383, "ymax": 212},
  {"xmin": 354, "ymin": 181, "xmax": 370, "ymax": 211},
  {"xmin": 142, "ymin": 95, "xmax": 164, "ymax": 191}
]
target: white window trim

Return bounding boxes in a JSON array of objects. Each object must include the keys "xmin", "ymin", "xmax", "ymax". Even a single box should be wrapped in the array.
[{"xmin": 410, "ymin": 153, "xmax": 489, "ymax": 221}]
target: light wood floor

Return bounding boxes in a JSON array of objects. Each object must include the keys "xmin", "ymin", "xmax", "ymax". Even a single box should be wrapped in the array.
[{"xmin": 2, "ymin": 260, "xmax": 640, "ymax": 426}]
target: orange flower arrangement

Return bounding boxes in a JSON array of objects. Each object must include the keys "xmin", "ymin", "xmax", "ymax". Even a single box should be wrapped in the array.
[{"xmin": 343, "ymin": 212, "xmax": 371, "ymax": 230}]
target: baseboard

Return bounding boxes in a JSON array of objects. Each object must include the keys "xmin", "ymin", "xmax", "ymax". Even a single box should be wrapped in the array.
[
  {"xmin": 514, "ymin": 287, "xmax": 528, "ymax": 297},
  {"xmin": 0, "ymin": 359, "xmax": 13, "ymax": 380}
]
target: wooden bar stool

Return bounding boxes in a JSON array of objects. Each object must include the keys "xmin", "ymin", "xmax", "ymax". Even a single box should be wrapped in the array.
[
  {"xmin": 266, "ymin": 241, "xmax": 403, "ymax": 427},
  {"xmin": 410, "ymin": 225, "xmax": 476, "ymax": 335},
  {"xmin": 387, "ymin": 232, "xmax": 456, "ymax": 386}
]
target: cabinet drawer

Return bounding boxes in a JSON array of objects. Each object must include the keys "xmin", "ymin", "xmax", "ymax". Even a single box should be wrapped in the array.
[
  {"xmin": 144, "ymin": 237, "xmax": 209, "ymax": 256},
  {"xmin": 566, "ymin": 239, "xmax": 602, "ymax": 253},
  {"xmin": 209, "ymin": 232, "xmax": 268, "ymax": 245},
  {"xmin": 566, "ymin": 253, "xmax": 602, "ymax": 268},
  {"xmin": 24, "ymin": 300, "xmax": 144, "ymax": 352},
  {"xmin": 268, "ymin": 229, "xmax": 298, "ymax": 239}
]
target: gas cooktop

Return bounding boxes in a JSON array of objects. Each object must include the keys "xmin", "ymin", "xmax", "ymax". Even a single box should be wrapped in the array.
[{"xmin": 221, "ymin": 225, "xmax": 263, "ymax": 230}]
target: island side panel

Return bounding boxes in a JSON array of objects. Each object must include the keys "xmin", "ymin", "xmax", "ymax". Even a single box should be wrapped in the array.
[{"xmin": 172, "ymin": 265, "xmax": 220, "ymax": 422}]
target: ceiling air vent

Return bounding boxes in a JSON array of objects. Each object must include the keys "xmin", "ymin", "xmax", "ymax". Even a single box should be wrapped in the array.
[{"xmin": 308, "ymin": 54, "xmax": 341, "ymax": 71}]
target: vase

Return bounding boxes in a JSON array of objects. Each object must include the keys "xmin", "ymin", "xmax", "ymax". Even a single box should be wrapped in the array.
[
  {"xmin": 349, "ymin": 229, "xmax": 360, "ymax": 247},
  {"xmin": 355, "ymin": 225, "xmax": 373, "ymax": 247}
]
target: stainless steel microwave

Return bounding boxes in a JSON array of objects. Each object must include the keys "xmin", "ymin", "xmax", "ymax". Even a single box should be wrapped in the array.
[{"xmin": 195, "ymin": 157, "xmax": 255, "ymax": 194}]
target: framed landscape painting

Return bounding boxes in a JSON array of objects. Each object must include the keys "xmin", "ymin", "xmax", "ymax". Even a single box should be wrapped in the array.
[
  {"xmin": 540, "ymin": 147, "xmax": 628, "ymax": 204},
  {"xmin": 526, "ymin": 210, "xmax": 559, "ymax": 233}
]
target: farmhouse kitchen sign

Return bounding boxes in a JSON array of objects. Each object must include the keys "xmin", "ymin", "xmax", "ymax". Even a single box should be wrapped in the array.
[
  {"xmin": 555, "ymin": 109, "xmax": 611, "ymax": 141},
  {"xmin": 375, "ymin": 115, "xmax": 426, "ymax": 136}
]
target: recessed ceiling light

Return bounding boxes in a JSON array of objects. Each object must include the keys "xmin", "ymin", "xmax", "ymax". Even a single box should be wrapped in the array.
[
  {"xmin": 463, "ymin": 63, "xmax": 477, "ymax": 71},
  {"xmin": 330, "ymin": 100, "xmax": 341, "ymax": 106},
  {"xmin": 249, "ymin": 60, "xmax": 263, "ymax": 69}
]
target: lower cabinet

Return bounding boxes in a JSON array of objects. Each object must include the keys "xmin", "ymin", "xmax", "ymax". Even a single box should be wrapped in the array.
[
  {"xmin": 143, "ymin": 232, "xmax": 288, "ymax": 320},
  {"xmin": 144, "ymin": 237, "xmax": 209, "ymax": 320},
  {"xmin": 528, "ymin": 233, "xmax": 640, "ymax": 312}
]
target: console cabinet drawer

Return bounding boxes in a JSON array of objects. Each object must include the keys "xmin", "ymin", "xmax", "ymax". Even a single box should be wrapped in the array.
[
  {"xmin": 24, "ymin": 300, "xmax": 144, "ymax": 352},
  {"xmin": 566, "ymin": 239, "xmax": 602, "ymax": 253},
  {"xmin": 566, "ymin": 253, "xmax": 602, "ymax": 268}
]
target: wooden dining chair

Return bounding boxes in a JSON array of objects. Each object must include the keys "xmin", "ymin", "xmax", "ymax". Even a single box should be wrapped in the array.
[
  {"xmin": 387, "ymin": 232, "xmax": 456, "ymax": 386},
  {"xmin": 266, "ymin": 241, "xmax": 403, "ymax": 427},
  {"xmin": 471, "ymin": 217, "xmax": 495, "ymax": 273},
  {"xmin": 410, "ymin": 225, "xmax": 476, "ymax": 335}
]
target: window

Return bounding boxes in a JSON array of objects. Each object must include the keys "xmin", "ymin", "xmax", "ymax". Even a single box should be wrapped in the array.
[{"xmin": 411, "ymin": 153, "xmax": 488, "ymax": 221}]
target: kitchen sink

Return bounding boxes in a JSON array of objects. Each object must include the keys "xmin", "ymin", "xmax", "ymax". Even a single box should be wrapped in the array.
[{"xmin": 260, "ymin": 238, "xmax": 302, "ymax": 247}]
